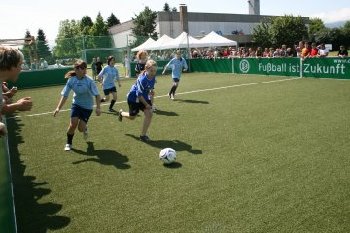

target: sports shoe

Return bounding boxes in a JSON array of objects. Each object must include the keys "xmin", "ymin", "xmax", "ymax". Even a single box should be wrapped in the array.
[
  {"xmin": 83, "ymin": 127, "xmax": 88, "ymax": 140},
  {"xmin": 64, "ymin": 144, "xmax": 72, "ymax": 151},
  {"xmin": 118, "ymin": 109, "xmax": 123, "ymax": 122},
  {"xmin": 170, "ymin": 94, "xmax": 175, "ymax": 100},
  {"xmin": 139, "ymin": 135, "xmax": 150, "ymax": 142},
  {"xmin": 109, "ymin": 108, "xmax": 116, "ymax": 112}
]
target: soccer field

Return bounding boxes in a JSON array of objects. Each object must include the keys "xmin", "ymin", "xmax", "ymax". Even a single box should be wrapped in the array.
[{"xmin": 7, "ymin": 73, "xmax": 350, "ymax": 232}]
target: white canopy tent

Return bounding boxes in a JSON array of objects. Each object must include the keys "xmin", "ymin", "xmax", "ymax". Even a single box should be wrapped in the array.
[
  {"xmin": 131, "ymin": 37, "xmax": 155, "ymax": 52},
  {"xmin": 146, "ymin": 34, "xmax": 174, "ymax": 51},
  {"xmin": 197, "ymin": 31, "xmax": 237, "ymax": 47},
  {"xmin": 160, "ymin": 32, "xmax": 202, "ymax": 50},
  {"xmin": 131, "ymin": 31, "xmax": 237, "ymax": 51}
]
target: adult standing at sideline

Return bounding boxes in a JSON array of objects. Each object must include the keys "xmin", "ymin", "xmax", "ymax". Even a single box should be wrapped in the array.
[
  {"xmin": 91, "ymin": 57, "xmax": 97, "ymax": 80},
  {"xmin": 97, "ymin": 56, "xmax": 121, "ymax": 112},
  {"xmin": 162, "ymin": 50, "xmax": 188, "ymax": 100},
  {"xmin": 95, "ymin": 57, "xmax": 103, "ymax": 77},
  {"xmin": 118, "ymin": 59, "xmax": 157, "ymax": 142},
  {"xmin": 0, "ymin": 46, "xmax": 33, "ymax": 136},
  {"xmin": 338, "ymin": 45, "xmax": 348, "ymax": 58},
  {"xmin": 53, "ymin": 60, "xmax": 101, "ymax": 151}
]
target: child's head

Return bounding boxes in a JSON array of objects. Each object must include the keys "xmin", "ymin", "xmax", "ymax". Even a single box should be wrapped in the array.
[
  {"xmin": 136, "ymin": 50, "xmax": 148, "ymax": 63},
  {"xmin": 107, "ymin": 56, "xmax": 115, "ymax": 66},
  {"xmin": 175, "ymin": 50, "xmax": 181, "ymax": 59},
  {"xmin": 144, "ymin": 59, "xmax": 157, "ymax": 77}
]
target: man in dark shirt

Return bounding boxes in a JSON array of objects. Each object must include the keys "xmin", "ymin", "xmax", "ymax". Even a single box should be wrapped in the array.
[
  {"xmin": 95, "ymin": 57, "xmax": 103, "ymax": 75},
  {"xmin": 338, "ymin": 45, "xmax": 348, "ymax": 58}
]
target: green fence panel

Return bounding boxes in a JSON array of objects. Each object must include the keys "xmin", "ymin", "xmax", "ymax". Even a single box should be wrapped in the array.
[
  {"xmin": 302, "ymin": 57, "xmax": 350, "ymax": 79},
  {"xmin": 190, "ymin": 58, "xmax": 232, "ymax": 73},
  {"xmin": 10, "ymin": 68, "xmax": 72, "ymax": 89},
  {"xmin": 233, "ymin": 58, "xmax": 300, "ymax": 77},
  {"xmin": 0, "ymin": 138, "xmax": 17, "ymax": 233},
  {"xmin": 130, "ymin": 60, "xmax": 170, "ymax": 78}
]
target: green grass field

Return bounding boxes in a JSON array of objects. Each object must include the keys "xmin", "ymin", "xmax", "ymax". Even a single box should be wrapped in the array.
[{"xmin": 7, "ymin": 73, "xmax": 350, "ymax": 232}]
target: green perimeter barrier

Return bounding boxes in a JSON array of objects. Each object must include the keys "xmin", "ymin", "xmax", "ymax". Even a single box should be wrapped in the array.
[
  {"xmin": 0, "ymin": 134, "xmax": 17, "ymax": 233},
  {"xmin": 233, "ymin": 57, "xmax": 350, "ymax": 79},
  {"xmin": 130, "ymin": 60, "xmax": 170, "ymax": 78},
  {"xmin": 190, "ymin": 58, "xmax": 232, "ymax": 73},
  {"xmin": 9, "ymin": 68, "xmax": 71, "ymax": 89},
  {"xmin": 234, "ymin": 57, "xmax": 300, "ymax": 77},
  {"xmin": 13, "ymin": 58, "xmax": 350, "ymax": 89},
  {"xmin": 302, "ymin": 57, "xmax": 350, "ymax": 79}
]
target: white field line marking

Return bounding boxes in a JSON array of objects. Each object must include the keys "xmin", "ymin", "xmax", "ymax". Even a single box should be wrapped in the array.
[{"xmin": 8, "ymin": 78, "xmax": 300, "ymax": 119}]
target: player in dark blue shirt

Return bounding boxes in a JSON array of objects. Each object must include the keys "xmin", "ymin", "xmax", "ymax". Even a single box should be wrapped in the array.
[{"xmin": 118, "ymin": 59, "xmax": 157, "ymax": 142}]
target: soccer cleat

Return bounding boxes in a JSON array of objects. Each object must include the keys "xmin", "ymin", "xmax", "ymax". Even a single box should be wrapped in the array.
[
  {"xmin": 170, "ymin": 94, "xmax": 175, "ymax": 100},
  {"xmin": 101, "ymin": 98, "xmax": 106, "ymax": 103},
  {"xmin": 139, "ymin": 135, "xmax": 150, "ymax": 142},
  {"xmin": 118, "ymin": 109, "xmax": 123, "ymax": 122},
  {"xmin": 64, "ymin": 144, "xmax": 72, "ymax": 151},
  {"xmin": 83, "ymin": 127, "xmax": 88, "ymax": 140},
  {"xmin": 109, "ymin": 108, "xmax": 116, "ymax": 112}
]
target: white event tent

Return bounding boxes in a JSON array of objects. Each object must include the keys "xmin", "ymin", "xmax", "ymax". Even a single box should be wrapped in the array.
[
  {"xmin": 146, "ymin": 34, "xmax": 174, "ymax": 51},
  {"xmin": 131, "ymin": 37, "xmax": 155, "ymax": 52},
  {"xmin": 131, "ymin": 31, "xmax": 237, "ymax": 51},
  {"xmin": 198, "ymin": 31, "xmax": 237, "ymax": 47},
  {"xmin": 160, "ymin": 32, "xmax": 202, "ymax": 50}
]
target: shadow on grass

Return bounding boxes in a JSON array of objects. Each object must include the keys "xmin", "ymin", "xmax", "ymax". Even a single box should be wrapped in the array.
[
  {"xmin": 125, "ymin": 134, "xmax": 202, "ymax": 155},
  {"xmin": 163, "ymin": 162, "xmax": 182, "ymax": 169},
  {"xmin": 153, "ymin": 109, "xmax": 179, "ymax": 116},
  {"xmin": 7, "ymin": 117, "xmax": 70, "ymax": 233},
  {"xmin": 174, "ymin": 99, "xmax": 209, "ymax": 104},
  {"xmin": 71, "ymin": 142, "xmax": 130, "ymax": 169}
]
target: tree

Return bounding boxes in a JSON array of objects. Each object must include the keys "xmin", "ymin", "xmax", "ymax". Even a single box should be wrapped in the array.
[
  {"xmin": 171, "ymin": 7, "xmax": 177, "ymax": 12},
  {"xmin": 252, "ymin": 22, "xmax": 273, "ymax": 49},
  {"xmin": 252, "ymin": 15, "xmax": 308, "ymax": 49},
  {"xmin": 90, "ymin": 12, "xmax": 108, "ymax": 36},
  {"xmin": 309, "ymin": 18, "xmax": 326, "ymax": 36},
  {"xmin": 131, "ymin": 6, "xmax": 158, "ymax": 47},
  {"xmin": 106, "ymin": 13, "xmax": 120, "ymax": 28},
  {"xmin": 163, "ymin": 3, "xmax": 170, "ymax": 12},
  {"xmin": 80, "ymin": 16, "xmax": 93, "ymax": 35},
  {"xmin": 53, "ymin": 19, "xmax": 81, "ymax": 58},
  {"xmin": 22, "ymin": 30, "xmax": 36, "ymax": 64},
  {"xmin": 36, "ymin": 29, "xmax": 53, "ymax": 63},
  {"xmin": 271, "ymin": 15, "xmax": 308, "ymax": 48}
]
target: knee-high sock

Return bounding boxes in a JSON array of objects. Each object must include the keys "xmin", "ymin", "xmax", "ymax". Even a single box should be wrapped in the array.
[
  {"xmin": 109, "ymin": 100, "xmax": 116, "ymax": 109},
  {"xmin": 67, "ymin": 133, "xmax": 74, "ymax": 144},
  {"xmin": 170, "ymin": 85, "xmax": 177, "ymax": 95}
]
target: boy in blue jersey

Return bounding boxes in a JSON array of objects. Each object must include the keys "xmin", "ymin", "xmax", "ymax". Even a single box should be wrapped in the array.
[
  {"xmin": 118, "ymin": 59, "xmax": 157, "ymax": 142},
  {"xmin": 97, "ymin": 56, "xmax": 121, "ymax": 112},
  {"xmin": 54, "ymin": 60, "xmax": 101, "ymax": 151},
  {"xmin": 162, "ymin": 50, "xmax": 188, "ymax": 100}
]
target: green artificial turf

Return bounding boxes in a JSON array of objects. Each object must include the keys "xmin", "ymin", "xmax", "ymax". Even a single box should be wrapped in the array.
[{"xmin": 6, "ymin": 73, "xmax": 350, "ymax": 232}]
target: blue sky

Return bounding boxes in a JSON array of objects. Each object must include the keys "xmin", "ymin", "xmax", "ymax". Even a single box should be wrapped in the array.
[{"xmin": 1, "ymin": 0, "xmax": 350, "ymax": 42}]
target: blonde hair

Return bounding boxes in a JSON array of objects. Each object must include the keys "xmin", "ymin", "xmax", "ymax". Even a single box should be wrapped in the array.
[{"xmin": 141, "ymin": 59, "xmax": 157, "ymax": 75}]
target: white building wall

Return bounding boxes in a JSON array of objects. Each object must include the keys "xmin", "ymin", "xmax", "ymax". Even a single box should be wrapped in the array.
[
  {"xmin": 158, "ymin": 21, "xmax": 259, "ymax": 38},
  {"xmin": 111, "ymin": 29, "xmax": 136, "ymax": 48}
]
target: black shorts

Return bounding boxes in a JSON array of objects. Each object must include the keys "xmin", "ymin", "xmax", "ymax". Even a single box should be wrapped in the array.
[
  {"xmin": 103, "ymin": 86, "xmax": 117, "ymax": 95},
  {"xmin": 172, "ymin": 78, "xmax": 180, "ymax": 83},
  {"xmin": 128, "ymin": 99, "xmax": 152, "ymax": 116},
  {"xmin": 71, "ymin": 104, "xmax": 93, "ymax": 123}
]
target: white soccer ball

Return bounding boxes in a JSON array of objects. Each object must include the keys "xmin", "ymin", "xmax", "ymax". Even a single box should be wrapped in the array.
[{"xmin": 159, "ymin": 148, "xmax": 176, "ymax": 164}]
